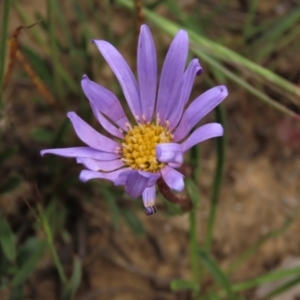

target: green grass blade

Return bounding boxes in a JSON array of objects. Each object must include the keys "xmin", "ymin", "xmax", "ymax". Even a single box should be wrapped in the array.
[
  {"xmin": 0, "ymin": 216, "xmax": 16, "ymax": 262},
  {"xmin": 116, "ymin": 0, "xmax": 300, "ymax": 102},
  {"xmin": 0, "ymin": 176, "xmax": 22, "ymax": 194},
  {"xmin": 101, "ymin": 187, "xmax": 121, "ymax": 230},
  {"xmin": 12, "ymin": 239, "xmax": 47, "ymax": 287},
  {"xmin": 47, "ymin": 0, "xmax": 63, "ymax": 99},
  {"xmin": 12, "ymin": 0, "xmax": 46, "ymax": 46},
  {"xmin": 204, "ymin": 105, "xmax": 226, "ymax": 252},
  {"xmin": 226, "ymin": 205, "xmax": 300, "ymax": 275},
  {"xmin": 0, "ymin": 0, "xmax": 11, "ymax": 107},
  {"xmin": 252, "ymin": 6, "xmax": 300, "ymax": 47},
  {"xmin": 265, "ymin": 275, "xmax": 300, "ymax": 299},
  {"xmin": 122, "ymin": 208, "xmax": 145, "ymax": 237},
  {"xmin": 199, "ymin": 250, "xmax": 235, "ymax": 298},
  {"xmin": 243, "ymin": 0, "xmax": 259, "ymax": 39},
  {"xmin": 190, "ymin": 47, "xmax": 299, "ymax": 119},
  {"xmin": 227, "ymin": 266, "xmax": 300, "ymax": 294},
  {"xmin": 63, "ymin": 257, "xmax": 82, "ymax": 300},
  {"xmin": 170, "ymin": 279, "xmax": 196, "ymax": 291}
]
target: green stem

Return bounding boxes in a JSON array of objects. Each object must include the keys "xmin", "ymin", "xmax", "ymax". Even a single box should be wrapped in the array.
[
  {"xmin": 0, "ymin": 0, "xmax": 11, "ymax": 108},
  {"xmin": 47, "ymin": 0, "xmax": 63, "ymax": 99},
  {"xmin": 188, "ymin": 144, "xmax": 202, "ymax": 298},
  {"xmin": 204, "ymin": 105, "xmax": 226, "ymax": 252},
  {"xmin": 39, "ymin": 205, "xmax": 68, "ymax": 286},
  {"xmin": 189, "ymin": 209, "xmax": 201, "ymax": 298}
]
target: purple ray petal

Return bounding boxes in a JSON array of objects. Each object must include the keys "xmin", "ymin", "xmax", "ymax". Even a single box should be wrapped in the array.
[
  {"xmin": 115, "ymin": 170, "xmax": 159, "ymax": 187},
  {"xmin": 142, "ymin": 186, "xmax": 157, "ymax": 215},
  {"xmin": 114, "ymin": 170, "xmax": 132, "ymax": 186},
  {"xmin": 168, "ymin": 162, "xmax": 182, "ymax": 168},
  {"xmin": 115, "ymin": 170, "xmax": 159, "ymax": 198},
  {"xmin": 92, "ymin": 40, "xmax": 142, "ymax": 119},
  {"xmin": 137, "ymin": 25, "xmax": 157, "ymax": 122},
  {"xmin": 138, "ymin": 171, "xmax": 160, "ymax": 187},
  {"xmin": 79, "ymin": 168, "xmax": 130, "ymax": 183},
  {"xmin": 76, "ymin": 157, "xmax": 124, "ymax": 172},
  {"xmin": 91, "ymin": 105, "xmax": 124, "ymax": 139},
  {"xmin": 124, "ymin": 171, "xmax": 150, "ymax": 198},
  {"xmin": 67, "ymin": 112, "xmax": 119, "ymax": 152},
  {"xmin": 156, "ymin": 143, "xmax": 183, "ymax": 164},
  {"xmin": 181, "ymin": 123, "xmax": 224, "ymax": 152},
  {"xmin": 169, "ymin": 59, "xmax": 202, "ymax": 131},
  {"xmin": 156, "ymin": 30, "xmax": 189, "ymax": 123},
  {"xmin": 41, "ymin": 147, "xmax": 120, "ymax": 160},
  {"xmin": 173, "ymin": 86, "xmax": 228, "ymax": 142},
  {"xmin": 161, "ymin": 166, "xmax": 185, "ymax": 192},
  {"xmin": 81, "ymin": 75, "xmax": 128, "ymax": 130}
]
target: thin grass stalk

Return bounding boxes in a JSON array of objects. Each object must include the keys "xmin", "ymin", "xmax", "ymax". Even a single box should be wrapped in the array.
[
  {"xmin": 226, "ymin": 205, "xmax": 300, "ymax": 275},
  {"xmin": 116, "ymin": 0, "xmax": 300, "ymax": 100},
  {"xmin": 191, "ymin": 47, "xmax": 300, "ymax": 120},
  {"xmin": 116, "ymin": 0, "xmax": 300, "ymax": 113},
  {"xmin": 252, "ymin": 5, "xmax": 300, "ymax": 48},
  {"xmin": 243, "ymin": 0, "xmax": 259, "ymax": 39},
  {"xmin": 265, "ymin": 275, "xmax": 300, "ymax": 299},
  {"xmin": 0, "ymin": 0, "xmax": 11, "ymax": 107},
  {"xmin": 104, "ymin": 0, "xmax": 114, "ymax": 43},
  {"xmin": 47, "ymin": 0, "xmax": 63, "ymax": 99},
  {"xmin": 204, "ymin": 105, "xmax": 226, "ymax": 252},
  {"xmin": 12, "ymin": 0, "xmax": 46, "ymax": 46},
  {"xmin": 188, "ymin": 146, "xmax": 202, "ymax": 298},
  {"xmin": 231, "ymin": 266, "xmax": 300, "ymax": 293},
  {"xmin": 12, "ymin": 2, "xmax": 79, "ymax": 93},
  {"xmin": 38, "ymin": 204, "xmax": 68, "ymax": 286},
  {"xmin": 189, "ymin": 210, "xmax": 200, "ymax": 298}
]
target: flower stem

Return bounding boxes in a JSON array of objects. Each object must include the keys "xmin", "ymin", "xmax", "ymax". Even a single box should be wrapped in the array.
[
  {"xmin": 157, "ymin": 178, "xmax": 193, "ymax": 211},
  {"xmin": 189, "ymin": 209, "xmax": 201, "ymax": 298},
  {"xmin": 188, "ymin": 145, "xmax": 202, "ymax": 298},
  {"xmin": 38, "ymin": 204, "xmax": 68, "ymax": 286},
  {"xmin": 204, "ymin": 105, "xmax": 226, "ymax": 252}
]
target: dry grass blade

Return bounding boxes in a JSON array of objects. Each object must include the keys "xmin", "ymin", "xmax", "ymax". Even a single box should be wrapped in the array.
[
  {"xmin": 4, "ymin": 21, "xmax": 41, "ymax": 90},
  {"xmin": 4, "ymin": 21, "xmax": 56, "ymax": 107}
]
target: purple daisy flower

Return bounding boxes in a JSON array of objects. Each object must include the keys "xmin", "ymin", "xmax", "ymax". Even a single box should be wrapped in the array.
[{"xmin": 41, "ymin": 25, "xmax": 228, "ymax": 215}]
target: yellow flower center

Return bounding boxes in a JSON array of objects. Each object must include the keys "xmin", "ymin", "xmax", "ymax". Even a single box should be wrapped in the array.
[{"xmin": 121, "ymin": 123, "xmax": 173, "ymax": 172}]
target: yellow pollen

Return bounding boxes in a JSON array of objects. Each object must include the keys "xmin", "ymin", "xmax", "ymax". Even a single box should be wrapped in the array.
[{"xmin": 121, "ymin": 123, "xmax": 173, "ymax": 172}]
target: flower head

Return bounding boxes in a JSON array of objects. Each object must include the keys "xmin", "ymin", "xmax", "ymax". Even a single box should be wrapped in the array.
[{"xmin": 41, "ymin": 25, "xmax": 228, "ymax": 215}]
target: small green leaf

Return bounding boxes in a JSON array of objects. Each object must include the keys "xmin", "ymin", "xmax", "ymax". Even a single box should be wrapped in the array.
[
  {"xmin": 0, "ymin": 176, "xmax": 22, "ymax": 195},
  {"xmin": 12, "ymin": 239, "xmax": 46, "ymax": 287},
  {"xmin": 0, "ymin": 216, "xmax": 16, "ymax": 262},
  {"xmin": 170, "ymin": 279, "xmax": 196, "ymax": 291},
  {"xmin": 122, "ymin": 208, "xmax": 144, "ymax": 237},
  {"xmin": 0, "ymin": 148, "xmax": 17, "ymax": 165},
  {"xmin": 199, "ymin": 250, "xmax": 234, "ymax": 298},
  {"xmin": 102, "ymin": 188, "xmax": 120, "ymax": 230},
  {"xmin": 30, "ymin": 127, "xmax": 55, "ymax": 143},
  {"xmin": 51, "ymin": 118, "xmax": 70, "ymax": 147}
]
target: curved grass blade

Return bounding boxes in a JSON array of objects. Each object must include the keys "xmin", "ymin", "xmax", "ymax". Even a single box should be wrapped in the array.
[{"xmin": 199, "ymin": 250, "xmax": 235, "ymax": 299}]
